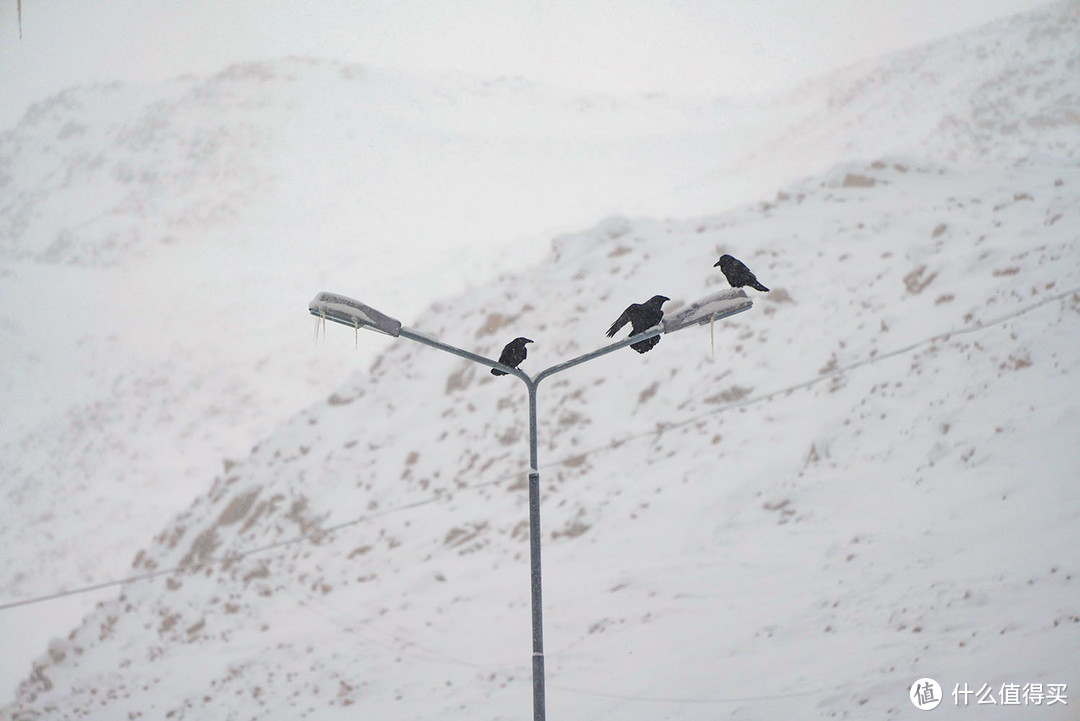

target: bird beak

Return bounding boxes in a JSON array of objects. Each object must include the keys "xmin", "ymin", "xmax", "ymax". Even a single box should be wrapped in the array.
[
  {"xmin": 525, "ymin": 339, "xmax": 534, "ymax": 344},
  {"xmin": 713, "ymin": 260, "xmax": 721, "ymax": 267}
]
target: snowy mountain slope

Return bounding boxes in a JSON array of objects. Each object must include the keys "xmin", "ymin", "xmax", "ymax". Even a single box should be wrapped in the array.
[
  {"xmin": 1, "ymin": 1, "xmax": 1078, "ymax": 713},
  {"xmin": 679, "ymin": 0, "xmax": 1080, "ymax": 215},
  {"xmin": 5, "ymin": 154, "xmax": 1077, "ymax": 720},
  {"xmin": 0, "ymin": 57, "xmax": 772, "ymax": 650},
  {"xmin": 0, "ymin": 77, "xmax": 268, "ymax": 268},
  {"xmin": 3, "ymin": 0, "xmax": 1077, "ymax": 603},
  {"xmin": 0, "ymin": 59, "xmax": 772, "ymax": 269}
]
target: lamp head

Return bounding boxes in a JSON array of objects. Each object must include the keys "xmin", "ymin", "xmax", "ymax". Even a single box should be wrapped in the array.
[{"xmin": 308, "ymin": 292, "xmax": 402, "ymax": 337}]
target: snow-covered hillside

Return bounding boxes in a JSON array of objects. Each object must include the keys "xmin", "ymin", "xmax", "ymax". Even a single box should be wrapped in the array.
[
  {"xmin": 7, "ymin": 154, "xmax": 1079, "ymax": 721},
  {"xmin": 683, "ymin": 0, "xmax": 1080, "ymax": 214},
  {"xmin": 2, "ymin": 1, "xmax": 1079, "ymax": 718},
  {"xmin": 0, "ymin": 58, "xmax": 776, "ymax": 687}
]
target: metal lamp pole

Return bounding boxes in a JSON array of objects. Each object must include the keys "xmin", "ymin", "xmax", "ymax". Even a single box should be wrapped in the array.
[{"xmin": 309, "ymin": 289, "xmax": 753, "ymax": 721}]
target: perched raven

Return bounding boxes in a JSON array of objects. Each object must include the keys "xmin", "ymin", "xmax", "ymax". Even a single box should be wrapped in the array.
[
  {"xmin": 714, "ymin": 254, "xmax": 769, "ymax": 292},
  {"xmin": 491, "ymin": 337, "xmax": 533, "ymax": 376},
  {"xmin": 606, "ymin": 295, "xmax": 670, "ymax": 353}
]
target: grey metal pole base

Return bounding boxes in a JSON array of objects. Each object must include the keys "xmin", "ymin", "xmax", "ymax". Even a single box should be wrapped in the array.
[
  {"xmin": 532, "ymin": 652, "xmax": 546, "ymax": 720},
  {"xmin": 528, "ymin": 470, "xmax": 545, "ymax": 721}
]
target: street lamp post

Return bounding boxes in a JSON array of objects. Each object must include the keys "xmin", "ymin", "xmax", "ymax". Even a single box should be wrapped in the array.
[{"xmin": 309, "ymin": 288, "xmax": 753, "ymax": 721}]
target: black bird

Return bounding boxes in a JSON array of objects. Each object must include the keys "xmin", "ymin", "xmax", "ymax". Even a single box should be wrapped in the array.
[
  {"xmin": 714, "ymin": 254, "xmax": 769, "ymax": 292},
  {"xmin": 606, "ymin": 295, "xmax": 670, "ymax": 353},
  {"xmin": 491, "ymin": 337, "xmax": 533, "ymax": 375}
]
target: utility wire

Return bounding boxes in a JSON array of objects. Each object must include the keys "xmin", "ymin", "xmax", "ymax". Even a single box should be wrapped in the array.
[
  {"xmin": 286, "ymin": 567, "xmax": 848, "ymax": 704},
  {"xmin": 0, "ymin": 497, "xmax": 441, "ymax": 612},
  {"xmin": 287, "ymin": 580, "xmax": 845, "ymax": 705},
  {"xmin": 551, "ymin": 681, "xmax": 843, "ymax": 704},
  {"xmin": 2, "ymin": 285, "xmax": 1076, "ymax": 613},
  {"xmin": 596, "ymin": 284, "xmax": 1080, "ymax": 444},
  {"xmin": 285, "ymin": 579, "xmax": 837, "ymax": 707},
  {"xmin": 284, "ymin": 584, "xmax": 530, "ymax": 672}
]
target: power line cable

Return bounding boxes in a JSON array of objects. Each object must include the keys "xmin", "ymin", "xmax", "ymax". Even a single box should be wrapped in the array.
[
  {"xmin": 283, "ymin": 583, "xmax": 529, "ymax": 672},
  {"xmin": 551, "ymin": 681, "xmax": 844, "ymax": 704},
  {"xmin": 2, "ymin": 285, "xmax": 1075, "ymax": 613},
  {"xmin": 0, "ymin": 497, "xmax": 442, "ymax": 612}
]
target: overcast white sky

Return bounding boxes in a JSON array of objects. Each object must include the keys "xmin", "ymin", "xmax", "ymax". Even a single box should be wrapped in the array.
[{"xmin": 0, "ymin": 0, "xmax": 1056, "ymax": 129}]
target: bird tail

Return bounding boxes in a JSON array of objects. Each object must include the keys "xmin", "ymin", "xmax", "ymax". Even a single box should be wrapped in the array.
[
  {"xmin": 751, "ymin": 280, "xmax": 770, "ymax": 292},
  {"xmin": 606, "ymin": 318, "xmax": 624, "ymax": 337},
  {"xmin": 491, "ymin": 368, "xmax": 506, "ymax": 376}
]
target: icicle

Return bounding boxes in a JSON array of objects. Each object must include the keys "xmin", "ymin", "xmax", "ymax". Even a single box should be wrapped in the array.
[
  {"xmin": 353, "ymin": 318, "xmax": 359, "ymax": 349},
  {"xmin": 710, "ymin": 313, "xmax": 715, "ymax": 358},
  {"xmin": 314, "ymin": 307, "xmax": 327, "ymax": 344}
]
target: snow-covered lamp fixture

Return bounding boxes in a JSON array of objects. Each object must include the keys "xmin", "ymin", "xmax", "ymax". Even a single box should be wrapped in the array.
[
  {"xmin": 662, "ymin": 287, "xmax": 752, "ymax": 333},
  {"xmin": 309, "ymin": 292, "xmax": 402, "ymax": 337}
]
